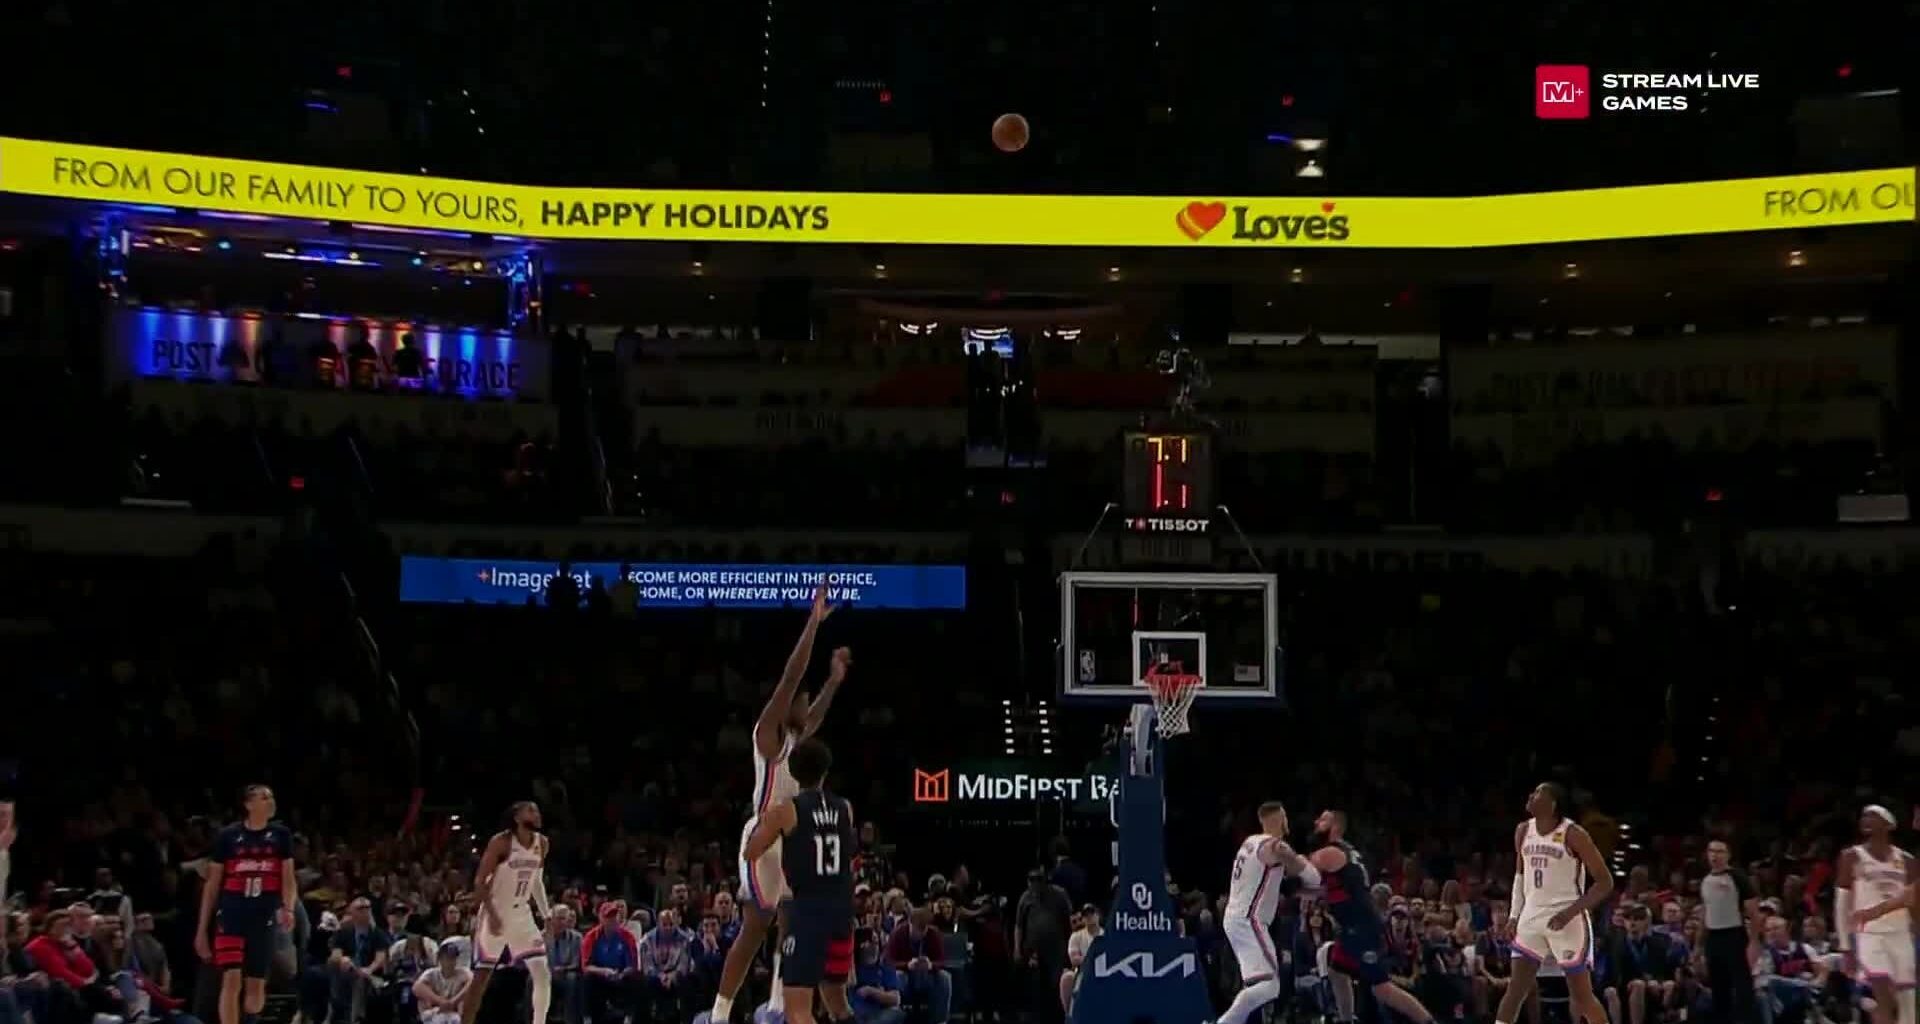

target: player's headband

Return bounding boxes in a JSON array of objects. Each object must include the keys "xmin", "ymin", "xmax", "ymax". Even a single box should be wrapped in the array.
[{"xmin": 1863, "ymin": 804, "xmax": 1896, "ymax": 826}]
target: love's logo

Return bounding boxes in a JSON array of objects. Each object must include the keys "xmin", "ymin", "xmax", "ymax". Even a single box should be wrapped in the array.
[
  {"xmin": 1177, "ymin": 200, "xmax": 1352, "ymax": 243},
  {"xmin": 1175, "ymin": 201, "xmax": 1227, "ymax": 240}
]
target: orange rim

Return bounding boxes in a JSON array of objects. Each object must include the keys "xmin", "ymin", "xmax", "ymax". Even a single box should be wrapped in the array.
[{"xmin": 1144, "ymin": 671, "xmax": 1201, "ymax": 698}]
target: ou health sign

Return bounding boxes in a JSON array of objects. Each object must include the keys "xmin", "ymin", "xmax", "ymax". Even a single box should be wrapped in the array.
[{"xmin": 399, "ymin": 557, "xmax": 967, "ymax": 610}]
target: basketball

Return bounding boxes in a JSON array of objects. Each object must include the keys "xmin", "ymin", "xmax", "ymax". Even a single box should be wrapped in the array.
[{"xmin": 992, "ymin": 113, "xmax": 1030, "ymax": 153}]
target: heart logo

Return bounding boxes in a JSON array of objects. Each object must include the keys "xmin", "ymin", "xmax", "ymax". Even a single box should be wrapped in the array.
[
  {"xmin": 1321, "ymin": 201, "xmax": 1336, "ymax": 214},
  {"xmin": 1176, "ymin": 201, "xmax": 1228, "ymax": 240}
]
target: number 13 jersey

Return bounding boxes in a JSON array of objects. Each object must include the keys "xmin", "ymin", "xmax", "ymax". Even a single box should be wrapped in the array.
[{"xmin": 783, "ymin": 788, "xmax": 855, "ymax": 903}]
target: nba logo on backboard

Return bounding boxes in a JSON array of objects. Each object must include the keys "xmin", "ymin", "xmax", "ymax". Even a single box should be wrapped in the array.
[
  {"xmin": 1077, "ymin": 649, "xmax": 1097, "ymax": 684},
  {"xmin": 1536, "ymin": 65, "xmax": 1590, "ymax": 119}
]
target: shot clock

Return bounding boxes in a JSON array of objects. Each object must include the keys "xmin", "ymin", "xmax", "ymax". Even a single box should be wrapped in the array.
[{"xmin": 1121, "ymin": 431, "xmax": 1213, "ymax": 530}]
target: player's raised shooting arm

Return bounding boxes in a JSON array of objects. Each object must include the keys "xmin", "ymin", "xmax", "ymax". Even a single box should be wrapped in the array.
[
  {"xmin": 744, "ymin": 802, "xmax": 796, "ymax": 862},
  {"xmin": 1564, "ymin": 825, "xmax": 1614, "ymax": 914},
  {"xmin": 800, "ymin": 647, "xmax": 852, "ymax": 740},
  {"xmin": 758, "ymin": 584, "xmax": 832, "ymax": 752}
]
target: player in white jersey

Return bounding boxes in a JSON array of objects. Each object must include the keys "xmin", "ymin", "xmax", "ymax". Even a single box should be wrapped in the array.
[
  {"xmin": 1837, "ymin": 804, "xmax": 1917, "ymax": 1024},
  {"xmin": 1215, "ymin": 802, "xmax": 1320, "ymax": 1024},
  {"xmin": 1495, "ymin": 783, "xmax": 1612, "ymax": 1024},
  {"xmin": 700, "ymin": 583, "xmax": 852, "ymax": 1024},
  {"xmin": 462, "ymin": 802, "xmax": 551, "ymax": 1024}
]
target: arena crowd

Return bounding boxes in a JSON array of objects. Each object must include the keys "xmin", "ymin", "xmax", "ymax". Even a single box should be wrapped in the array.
[{"xmin": 0, "ymin": 495, "xmax": 1912, "ymax": 1024}]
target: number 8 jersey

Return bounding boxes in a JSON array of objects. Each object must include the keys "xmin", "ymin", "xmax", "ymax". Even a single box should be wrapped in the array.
[
  {"xmin": 1513, "ymin": 817, "xmax": 1595, "ymax": 972},
  {"xmin": 783, "ymin": 787, "xmax": 855, "ymax": 903},
  {"xmin": 1518, "ymin": 817, "xmax": 1585, "ymax": 915}
]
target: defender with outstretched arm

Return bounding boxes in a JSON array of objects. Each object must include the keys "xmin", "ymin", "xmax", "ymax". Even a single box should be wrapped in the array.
[{"xmin": 699, "ymin": 582, "xmax": 851, "ymax": 1024}]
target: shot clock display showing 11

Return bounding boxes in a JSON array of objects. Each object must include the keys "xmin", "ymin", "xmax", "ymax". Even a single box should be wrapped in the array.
[{"xmin": 1120, "ymin": 431, "xmax": 1214, "ymax": 533}]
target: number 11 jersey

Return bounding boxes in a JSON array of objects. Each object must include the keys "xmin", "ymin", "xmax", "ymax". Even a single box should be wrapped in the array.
[{"xmin": 488, "ymin": 832, "xmax": 545, "ymax": 914}]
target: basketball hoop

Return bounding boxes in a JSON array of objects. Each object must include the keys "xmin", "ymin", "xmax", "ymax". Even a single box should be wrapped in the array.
[{"xmin": 1143, "ymin": 668, "xmax": 1202, "ymax": 737}]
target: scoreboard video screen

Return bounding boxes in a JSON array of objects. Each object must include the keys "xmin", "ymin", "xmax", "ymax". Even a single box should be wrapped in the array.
[{"xmin": 1121, "ymin": 431, "xmax": 1213, "ymax": 516}]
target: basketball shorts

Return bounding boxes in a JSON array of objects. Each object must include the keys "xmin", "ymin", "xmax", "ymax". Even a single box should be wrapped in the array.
[
  {"xmin": 1328, "ymin": 927, "xmax": 1391, "ymax": 987},
  {"xmin": 1224, "ymin": 918, "xmax": 1282, "ymax": 983},
  {"xmin": 213, "ymin": 908, "xmax": 276, "ymax": 978},
  {"xmin": 738, "ymin": 816, "xmax": 790, "ymax": 911},
  {"xmin": 1854, "ymin": 931, "xmax": 1917, "ymax": 988},
  {"xmin": 1513, "ymin": 907, "xmax": 1594, "ymax": 974},
  {"xmin": 473, "ymin": 907, "xmax": 545, "ymax": 968},
  {"xmin": 779, "ymin": 898, "xmax": 854, "ymax": 987}
]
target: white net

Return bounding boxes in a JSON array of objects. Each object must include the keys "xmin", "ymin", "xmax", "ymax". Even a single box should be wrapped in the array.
[{"xmin": 1145, "ymin": 671, "xmax": 1202, "ymax": 736}]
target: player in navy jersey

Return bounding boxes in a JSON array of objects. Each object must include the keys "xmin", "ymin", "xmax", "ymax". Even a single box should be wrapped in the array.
[
  {"xmin": 700, "ymin": 584, "xmax": 851, "ymax": 1024},
  {"xmin": 195, "ymin": 785, "xmax": 297, "ymax": 1024},
  {"xmin": 1309, "ymin": 809, "xmax": 1436, "ymax": 1024},
  {"xmin": 742, "ymin": 738, "xmax": 857, "ymax": 1024}
]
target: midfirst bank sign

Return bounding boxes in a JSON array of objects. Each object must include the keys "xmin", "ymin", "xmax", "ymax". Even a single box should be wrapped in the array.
[{"xmin": 912, "ymin": 766, "xmax": 1120, "ymax": 804}]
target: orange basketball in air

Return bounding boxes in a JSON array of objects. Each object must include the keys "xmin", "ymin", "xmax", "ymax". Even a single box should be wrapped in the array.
[{"xmin": 992, "ymin": 113, "xmax": 1030, "ymax": 153}]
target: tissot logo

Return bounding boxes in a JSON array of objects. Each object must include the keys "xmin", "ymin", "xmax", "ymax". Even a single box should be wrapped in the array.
[{"xmin": 1126, "ymin": 516, "xmax": 1211, "ymax": 534}]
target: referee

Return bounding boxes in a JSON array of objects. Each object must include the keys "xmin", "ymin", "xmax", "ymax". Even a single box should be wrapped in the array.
[{"xmin": 1699, "ymin": 839, "xmax": 1759, "ymax": 1024}]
